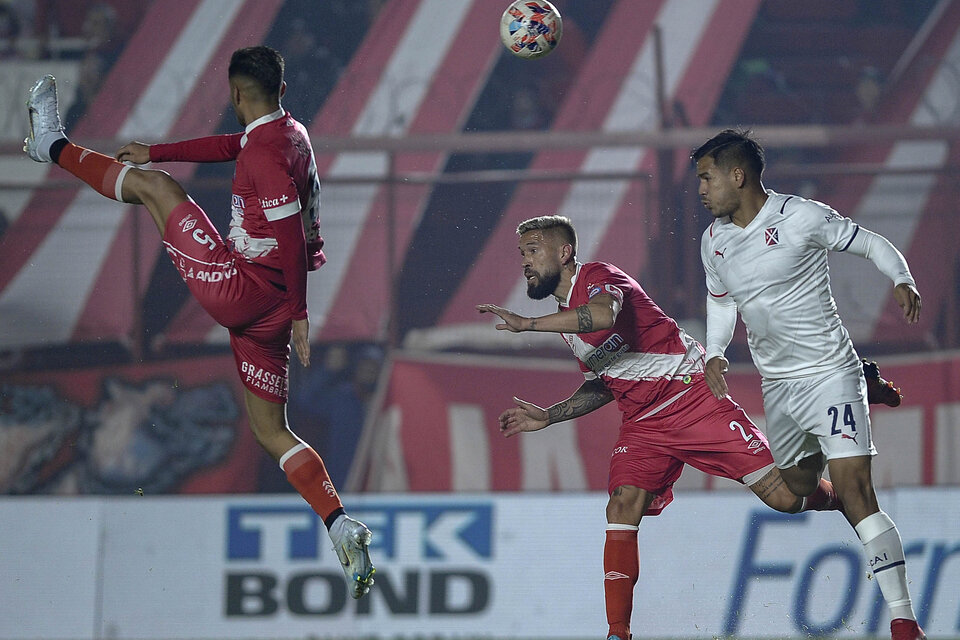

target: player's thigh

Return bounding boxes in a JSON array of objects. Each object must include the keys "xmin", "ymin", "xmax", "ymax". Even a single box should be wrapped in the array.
[
  {"xmin": 230, "ymin": 310, "xmax": 292, "ymax": 406},
  {"xmin": 161, "ymin": 201, "xmax": 272, "ymax": 327},
  {"xmin": 662, "ymin": 385, "xmax": 774, "ymax": 483},
  {"xmin": 746, "ymin": 465, "xmax": 802, "ymax": 513},
  {"xmin": 608, "ymin": 433, "xmax": 683, "ymax": 517},
  {"xmin": 606, "ymin": 485, "xmax": 659, "ymax": 525},
  {"xmin": 123, "ymin": 168, "xmax": 189, "ymax": 231},
  {"xmin": 791, "ymin": 365, "xmax": 877, "ymax": 462},
  {"xmin": 162, "ymin": 201, "xmax": 235, "ymax": 282},
  {"xmin": 761, "ymin": 376, "xmax": 823, "ymax": 469},
  {"xmin": 777, "ymin": 452, "xmax": 827, "ymax": 497}
]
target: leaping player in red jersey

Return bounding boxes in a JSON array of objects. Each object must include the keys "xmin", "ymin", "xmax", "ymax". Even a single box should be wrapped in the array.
[
  {"xmin": 477, "ymin": 215, "xmax": 842, "ymax": 640},
  {"xmin": 23, "ymin": 46, "xmax": 374, "ymax": 599}
]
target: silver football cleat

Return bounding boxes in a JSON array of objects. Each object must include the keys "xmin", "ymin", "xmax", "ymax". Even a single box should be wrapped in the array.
[
  {"xmin": 329, "ymin": 515, "xmax": 376, "ymax": 599},
  {"xmin": 24, "ymin": 74, "xmax": 66, "ymax": 163}
]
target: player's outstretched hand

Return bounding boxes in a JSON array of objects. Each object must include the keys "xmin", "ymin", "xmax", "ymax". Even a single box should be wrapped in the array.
[
  {"xmin": 704, "ymin": 356, "xmax": 730, "ymax": 400},
  {"xmin": 893, "ymin": 283, "xmax": 921, "ymax": 324},
  {"xmin": 498, "ymin": 396, "xmax": 549, "ymax": 437},
  {"xmin": 115, "ymin": 141, "xmax": 151, "ymax": 164},
  {"xmin": 291, "ymin": 318, "xmax": 310, "ymax": 367},
  {"xmin": 476, "ymin": 303, "xmax": 530, "ymax": 332}
]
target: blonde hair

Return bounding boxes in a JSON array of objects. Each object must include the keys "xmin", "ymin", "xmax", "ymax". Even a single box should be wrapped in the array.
[{"xmin": 516, "ymin": 215, "xmax": 577, "ymax": 256}]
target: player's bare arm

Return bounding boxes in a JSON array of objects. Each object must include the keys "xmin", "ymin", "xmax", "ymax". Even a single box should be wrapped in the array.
[
  {"xmin": 115, "ymin": 141, "xmax": 151, "ymax": 164},
  {"xmin": 704, "ymin": 355, "xmax": 730, "ymax": 399},
  {"xmin": 894, "ymin": 283, "xmax": 921, "ymax": 324},
  {"xmin": 498, "ymin": 378, "xmax": 614, "ymax": 437},
  {"xmin": 477, "ymin": 293, "xmax": 619, "ymax": 333},
  {"xmin": 546, "ymin": 378, "xmax": 614, "ymax": 423}
]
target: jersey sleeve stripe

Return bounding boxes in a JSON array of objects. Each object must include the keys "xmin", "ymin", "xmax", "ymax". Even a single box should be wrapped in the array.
[
  {"xmin": 709, "ymin": 290, "xmax": 729, "ymax": 297},
  {"xmin": 263, "ymin": 200, "xmax": 301, "ymax": 221},
  {"xmin": 839, "ymin": 224, "xmax": 860, "ymax": 251}
]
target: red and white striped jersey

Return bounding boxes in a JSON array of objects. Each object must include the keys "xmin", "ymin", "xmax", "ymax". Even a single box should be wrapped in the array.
[
  {"xmin": 150, "ymin": 109, "xmax": 324, "ymax": 320},
  {"xmin": 558, "ymin": 261, "xmax": 705, "ymax": 422},
  {"xmin": 225, "ymin": 110, "xmax": 323, "ymax": 270}
]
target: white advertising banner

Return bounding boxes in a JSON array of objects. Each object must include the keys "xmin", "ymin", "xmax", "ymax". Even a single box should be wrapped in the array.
[
  {"xmin": 0, "ymin": 498, "xmax": 101, "ymax": 639},
  {"xmin": 1, "ymin": 491, "xmax": 958, "ymax": 639}
]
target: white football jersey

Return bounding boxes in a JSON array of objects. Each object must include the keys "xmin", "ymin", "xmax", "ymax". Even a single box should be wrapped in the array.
[{"xmin": 701, "ymin": 190, "xmax": 861, "ymax": 379}]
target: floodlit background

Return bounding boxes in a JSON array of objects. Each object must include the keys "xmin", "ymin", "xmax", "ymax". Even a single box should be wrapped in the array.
[{"xmin": 0, "ymin": 1, "xmax": 959, "ymax": 638}]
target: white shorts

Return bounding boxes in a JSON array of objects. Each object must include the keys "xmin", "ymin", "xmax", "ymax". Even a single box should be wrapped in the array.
[{"xmin": 760, "ymin": 363, "xmax": 877, "ymax": 469}]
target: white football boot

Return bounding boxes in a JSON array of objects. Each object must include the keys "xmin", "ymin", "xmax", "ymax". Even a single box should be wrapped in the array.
[
  {"xmin": 329, "ymin": 515, "xmax": 376, "ymax": 598},
  {"xmin": 24, "ymin": 74, "xmax": 66, "ymax": 163}
]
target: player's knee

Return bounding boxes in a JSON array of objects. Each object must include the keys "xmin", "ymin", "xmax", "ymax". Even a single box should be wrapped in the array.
[
  {"xmin": 606, "ymin": 485, "xmax": 647, "ymax": 523},
  {"xmin": 124, "ymin": 167, "xmax": 184, "ymax": 203},
  {"xmin": 788, "ymin": 476, "xmax": 820, "ymax": 498},
  {"xmin": 832, "ymin": 474, "xmax": 877, "ymax": 511},
  {"xmin": 778, "ymin": 465, "xmax": 821, "ymax": 498},
  {"xmin": 766, "ymin": 488, "xmax": 803, "ymax": 514},
  {"xmin": 131, "ymin": 167, "xmax": 180, "ymax": 196}
]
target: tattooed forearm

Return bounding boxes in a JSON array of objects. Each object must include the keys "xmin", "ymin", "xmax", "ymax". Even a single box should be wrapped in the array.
[
  {"xmin": 529, "ymin": 317, "xmax": 537, "ymax": 331},
  {"xmin": 547, "ymin": 378, "xmax": 614, "ymax": 424},
  {"xmin": 576, "ymin": 305, "xmax": 594, "ymax": 332}
]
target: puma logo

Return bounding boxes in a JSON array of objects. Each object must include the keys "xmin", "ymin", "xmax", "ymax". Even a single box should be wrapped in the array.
[
  {"xmin": 841, "ymin": 433, "xmax": 859, "ymax": 445},
  {"xmin": 714, "ymin": 249, "xmax": 726, "ymax": 258}
]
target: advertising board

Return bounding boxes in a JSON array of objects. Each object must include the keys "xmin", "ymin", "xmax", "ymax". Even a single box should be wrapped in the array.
[{"xmin": 2, "ymin": 491, "xmax": 957, "ymax": 639}]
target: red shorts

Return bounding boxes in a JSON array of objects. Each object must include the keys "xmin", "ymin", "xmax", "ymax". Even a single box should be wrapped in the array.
[
  {"xmin": 608, "ymin": 380, "xmax": 773, "ymax": 515},
  {"xmin": 162, "ymin": 201, "xmax": 291, "ymax": 403}
]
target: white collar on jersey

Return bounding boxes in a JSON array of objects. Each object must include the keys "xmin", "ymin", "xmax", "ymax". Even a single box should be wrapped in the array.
[
  {"xmin": 240, "ymin": 108, "xmax": 286, "ymax": 148},
  {"xmin": 555, "ymin": 261, "xmax": 583, "ymax": 306}
]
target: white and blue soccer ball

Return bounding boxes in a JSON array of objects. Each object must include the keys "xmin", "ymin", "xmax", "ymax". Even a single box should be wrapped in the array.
[{"xmin": 499, "ymin": 1, "xmax": 563, "ymax": 60}]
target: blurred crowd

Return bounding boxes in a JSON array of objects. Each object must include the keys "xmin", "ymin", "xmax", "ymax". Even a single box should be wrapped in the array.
[{"xmin": 1, "ymin": 1, "xmax": 134, "ymax": 127}]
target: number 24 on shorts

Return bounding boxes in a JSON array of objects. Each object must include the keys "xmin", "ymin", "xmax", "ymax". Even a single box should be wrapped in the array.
[{"xmin": 828, "ymin": 403, "xmax": 857, "ymax": 435}]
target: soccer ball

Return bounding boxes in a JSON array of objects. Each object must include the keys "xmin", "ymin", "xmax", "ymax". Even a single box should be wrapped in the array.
[{"xmin": 499, "ymin": 1, "xmax": 562, "ymax": 60}]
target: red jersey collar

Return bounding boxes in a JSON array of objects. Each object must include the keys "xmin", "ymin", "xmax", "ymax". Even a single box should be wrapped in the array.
[
  {"xmin": 240, "ymin": 108, "xmax": 286, "ymax": 148},
  {"xmin": 556, "ymin": 261, "xmax": 583, "ymax": 307}
]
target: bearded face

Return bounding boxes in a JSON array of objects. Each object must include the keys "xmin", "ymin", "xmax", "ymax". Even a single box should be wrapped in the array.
[
  {"xmin": 526, "ymin": 266, "xmax": 562, "ymax": 299},
  {"xmin": 519, "ymin": 228, "xmax": 570, "ymax": 300}
]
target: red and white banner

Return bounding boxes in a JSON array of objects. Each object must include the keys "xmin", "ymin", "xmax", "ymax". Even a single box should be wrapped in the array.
[{"xmin": 351, "ymin": 350, "xmax": 960, "ymax": 492}]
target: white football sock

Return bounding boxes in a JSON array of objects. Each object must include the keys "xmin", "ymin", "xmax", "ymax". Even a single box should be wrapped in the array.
[{"xmin": 855, "ymin": 511, "xmax": 916, "ymax": 622}]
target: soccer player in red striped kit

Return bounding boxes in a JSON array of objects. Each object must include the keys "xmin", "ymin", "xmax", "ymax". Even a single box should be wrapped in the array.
[
  {"xmin": 24, "ymin": 46, "xmax": 374, "ymax": 599},
  {"xmin": 478, "ymin": 215, "xmax": 843, "ymax": 640}
]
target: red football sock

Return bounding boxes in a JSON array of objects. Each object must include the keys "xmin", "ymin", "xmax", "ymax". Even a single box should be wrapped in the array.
[
  {"xmin": 281, "ymin": 444, "xmax": 344, "ymax": 523},
  {"xmin": 604, "ymin": 526, "xmax": 639, "ymax": 639},
  {"xmin": 56, "ymin": 142, "xmax": 131, "ymax": 202},
  {"xmin": 801, "ymin": 478, "xmax": 844, "ymax": 512}
]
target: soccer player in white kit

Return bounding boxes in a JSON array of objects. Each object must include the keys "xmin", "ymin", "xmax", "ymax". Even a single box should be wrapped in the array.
[{"xmin": 693, "ymin": 129, "xmax": 925, "ymax": 640}]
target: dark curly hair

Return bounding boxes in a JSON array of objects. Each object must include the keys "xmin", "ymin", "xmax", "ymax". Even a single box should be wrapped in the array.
[{"xmin": 228, "ymin": 46, "xmax": 284, "ymax": 99}]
